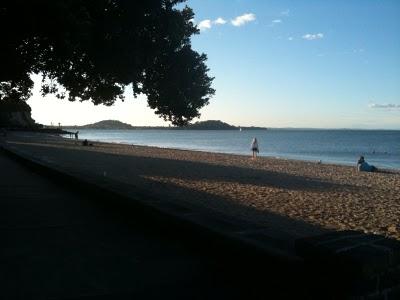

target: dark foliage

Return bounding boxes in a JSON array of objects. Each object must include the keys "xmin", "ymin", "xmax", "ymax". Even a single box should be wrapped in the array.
[
  {"xmin": 0, "ymin": 0, "xmax": 214, "ymax": 125},
  {"xmin": 0, "ymin": 97, "xmax": 32, "ymax": 112}
]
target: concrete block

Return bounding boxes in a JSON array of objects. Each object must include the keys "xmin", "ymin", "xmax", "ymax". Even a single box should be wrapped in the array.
[
  {"xmin": 380, "ymin": 266, "xmax": 400, "ymax": 291},
  {"xmin": 387, "ymin": 284, "xmax": 400, "ymax": 300},
  {"xmin": 374, "ymin": 238, "xmax": 400, "ymax": 266},
  {"xmin": 338, "ymin": 245, "xmax": 391, "ymax": 278}
]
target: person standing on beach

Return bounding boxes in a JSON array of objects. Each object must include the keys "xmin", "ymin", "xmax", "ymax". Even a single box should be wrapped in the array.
[{"xmin": 251, "ymin": 137, "xmax": 259, "ymax": 159}]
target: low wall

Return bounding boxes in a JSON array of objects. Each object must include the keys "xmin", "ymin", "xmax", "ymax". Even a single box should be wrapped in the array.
[{"xmin": 297, "ymin": 231, "xmax": 400, "ymax": 299}]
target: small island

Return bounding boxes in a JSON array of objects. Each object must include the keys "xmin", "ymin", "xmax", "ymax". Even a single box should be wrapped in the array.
[
  {"xmin": 70, "ymin": 120, "xmax": 135, "ymax": 130},
  {"xmin": 185, "ymin": 120, "xmax": 236, "ymax": 130},
  {"xmin": 67, "ymin": 119, "xmax": 267, "ymax": 130}
]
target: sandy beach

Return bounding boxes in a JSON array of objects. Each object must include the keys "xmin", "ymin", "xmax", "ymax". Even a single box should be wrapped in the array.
[{"xmin": 4, "ymin": 132, "xmax": 400, "ymax": 241}]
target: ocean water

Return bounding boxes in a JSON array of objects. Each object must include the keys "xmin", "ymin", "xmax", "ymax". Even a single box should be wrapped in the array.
[{"xmin": 66, "ymin": 129, "xmax": 400, "ymax": 170}]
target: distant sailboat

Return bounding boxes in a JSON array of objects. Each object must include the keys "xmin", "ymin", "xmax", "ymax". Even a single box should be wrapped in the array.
[{"xmin": 239, "ymin": 127, "xmax": 242, "ymax": 131}]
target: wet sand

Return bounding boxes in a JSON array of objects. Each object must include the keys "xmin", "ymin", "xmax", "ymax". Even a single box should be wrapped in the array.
[{"xmin": 4, "ymin": 132, "xmax": 400, "ymax": 240}]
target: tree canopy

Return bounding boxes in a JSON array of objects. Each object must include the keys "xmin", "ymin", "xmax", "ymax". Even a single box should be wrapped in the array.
[{"xmin": 0, "ymin": 0, "xmax": 214, "ymax": 125}]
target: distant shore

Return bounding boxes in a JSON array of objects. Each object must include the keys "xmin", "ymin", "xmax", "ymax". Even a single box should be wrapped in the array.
[
  {"xmin": 61, "ymin": 119, "xmax": 268, "ymax": 130},
  {"xmin": 4, "ymin": 131, "xmax": 400, "ymax": 241}
]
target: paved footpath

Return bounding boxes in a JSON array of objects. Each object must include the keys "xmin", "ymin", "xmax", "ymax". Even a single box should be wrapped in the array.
[
  {"xmin": 2, "ymin": 133, "xmax": 400, "ymax": 299},
  {"xmin": 2, "ymin": 132, "xmax": 326, "ymax": 259},
  {"xmin": 0, "ymin": 151, "xmax": 304, "ymax": 299}
]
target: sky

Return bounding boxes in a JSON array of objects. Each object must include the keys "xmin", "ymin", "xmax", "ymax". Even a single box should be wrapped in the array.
[{"xmin": 28, "ymin": 0, "xmax": 400, "ymax": 129}]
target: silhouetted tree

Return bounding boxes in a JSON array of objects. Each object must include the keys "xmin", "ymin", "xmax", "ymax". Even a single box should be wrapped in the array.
[{"xmin": 0, "ymin": 0, "xmax": 214, "ymax": 125}]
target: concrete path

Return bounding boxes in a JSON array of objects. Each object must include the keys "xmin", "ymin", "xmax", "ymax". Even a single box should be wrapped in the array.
[
  {"xmin": 1, "ymin": 132, "xmax": 327, "ymax": 260},
  {"xmin": 2, "ymin": 133, "xmax": 399, "ymax": 299},
  {"xmin": 1, "ymin": 152, "xmax": 293, "ymax": 299}
]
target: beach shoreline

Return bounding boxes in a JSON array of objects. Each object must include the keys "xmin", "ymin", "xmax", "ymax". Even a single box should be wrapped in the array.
[
  {"xmin": 61, "ymin": 128, "xmax": 400, "ymax": 170},
  {"xmin": 3, "ymin": 132, "xmax": 400, "ymax": 241},
  {"xmin": 61, "ymin": 133, "xmax": 400, "ymax": 174}
]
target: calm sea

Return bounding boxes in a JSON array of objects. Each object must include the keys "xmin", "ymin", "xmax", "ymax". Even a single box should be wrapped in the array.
[{"xmin": 66, "ymin": 129, "xmax": 400, "ymax": 170}]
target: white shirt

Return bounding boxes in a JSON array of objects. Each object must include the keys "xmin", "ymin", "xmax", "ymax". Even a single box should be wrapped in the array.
[{"xmin": 251, "ymin": 139, "xmax": 259, "ymax": 149}]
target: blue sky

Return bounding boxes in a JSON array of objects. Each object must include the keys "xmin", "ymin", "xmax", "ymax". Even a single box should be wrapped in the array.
[{"xmin": 28, "ymin": 0, "xmax": 400, "ymax": 128}]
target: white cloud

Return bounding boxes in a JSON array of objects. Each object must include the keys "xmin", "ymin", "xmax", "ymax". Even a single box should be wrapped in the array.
[
  {"xmin": 302, "ymin": 33, "xmax": 324, "ymax": 40},
  {"xmin": 269, "ymin": 19, "xmax": 282, "ymax": 27},
  {"xmin": 353, "ymin": 48, "xmax": 365, "ymax": 53},
  {"xmin": 281, "ymin": 10, "xmax": 290, "ymax": 17},
  {"xmin": 198, "ymin": 14, "xmax": 256, "ymax": 30},
  {"xmin": 288, "ymin": 36, "xmax": 293, "ymax": 41},
  {"xmin": 231, "ymin": 13, "xmax": 256, "ymax": 27},
  {"xmin": 368, "ymin": 103, "xmax": 400, "ymax": 110},
  {"xmin": 198, "ymin": 19, "xmax": 212, "ymax": 31},
  {"xmin": 214, "ymin": 17, "xmax": 226, "ymax": 25}
]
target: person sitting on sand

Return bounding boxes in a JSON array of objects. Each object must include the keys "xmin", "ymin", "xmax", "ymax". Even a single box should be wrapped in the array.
[
  {"xmin": 251, "ymin": 137, "xmax": 259, "ymax": 159},
  {"xmin": 82, "ymin": 139, "xmax": 94, "ymax": 146},
  {"xmin": 357, "ymin": 156, "xmax": 377, "ymax": 172}
]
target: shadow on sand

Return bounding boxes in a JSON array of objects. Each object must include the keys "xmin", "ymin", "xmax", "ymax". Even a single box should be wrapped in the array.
[{"xmin": 3, "ymin": 140, "xmax": 400, "ymax": 299}]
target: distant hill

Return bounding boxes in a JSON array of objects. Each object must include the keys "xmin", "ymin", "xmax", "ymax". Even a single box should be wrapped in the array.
[
  {"xmin": 184, "ymin": 120, "xmax": 267, "ymax": 130},
  {"xmin": 71, "ymin": 120, "xmax": 134, "ymax": 129},
  {"xmin": 67, "ymin": 119, "xmax": 267, "ymax": 130},
  {"xmin": 239, "ymin": 126, "xmax": 268, "ymax": 130},
  {"xmin": 185, "ymin": 120, "xmax": 236, "ymax": 130}
]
